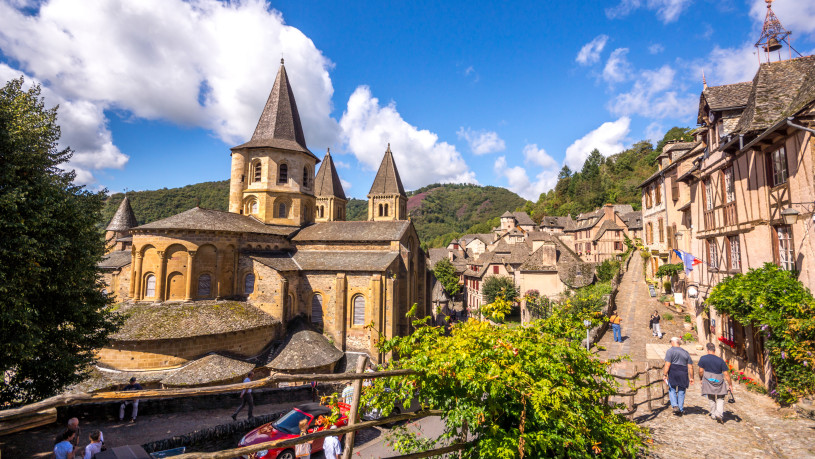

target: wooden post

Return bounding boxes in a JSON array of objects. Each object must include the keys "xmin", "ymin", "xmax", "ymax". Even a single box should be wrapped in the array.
[
  {"xmin": 628, "ymin": 365, "xmax": 637, "ymax": 418},
  {"xmin": 645, "ymin": 369, "xmax": 652, "ymax": 412},
  {"xmin": 341, "ymin": 355, "xmax": 368, "ymax": 459}
]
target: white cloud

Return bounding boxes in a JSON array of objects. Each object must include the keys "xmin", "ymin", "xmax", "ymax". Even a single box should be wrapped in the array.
[
  {"xmin": 0, "ymin": 0, "xmax": 340, "ymax": 184},
  {"xmin": 564, "ymin": 118, "xmax": 631, "ymax": 171},
  {"xmin": 648, "ymin": 43, "xmax": 665, "ymax": 54},
  {"xmin": 750, "ymin": 0, "xmax": 815, "ymax": 38},
  {"xmin": 576, "ymin": 35, "xmax": 609, "ymax": 66},
  {"xmin": 339, "ymin": 86, "xmax": 477, "ymax": 190},
  {"xmin": 645, "ymin": 122, "xmax": 664, "ymax": 143},
  {"xmin": 456, "ymin": 127, "xmax": 506, "ymax": 155},
  {"xmin": 340, "ymin": 178, "xmax": 352, "ymax": 190},
  {"xmin": 494, "ymin": 155, "xmax": 558, "ymax": 202},
  {"xmin": 334, "ymin": 160, "xmax": 351, "ymax": 169},
  {"xmin": 603, "ymin": 48, "xmax": 633, "ymax": 84},
  {"xmin": 522, "ymin": 144, "xmax": 557, "ymax": 169},
  {"xmin": 608, "ymin": 65, "xmax": 697, "ymax": 119},
  {"xmin": 606, "ymin": 0, "xmax": 693, "ymax": 24}
]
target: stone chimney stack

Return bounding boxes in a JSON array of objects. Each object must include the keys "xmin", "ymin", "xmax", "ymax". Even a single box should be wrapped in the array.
[
  {"xmin": 541, "ymin": 241, "xmax": 557, "ymax": 266},
  {"xmin": 603, "ymin": 203, "xmax": 615, "ymax": 221}
]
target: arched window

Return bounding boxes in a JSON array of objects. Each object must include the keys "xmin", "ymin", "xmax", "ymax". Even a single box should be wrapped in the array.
[
  {"xmin": 278, "ymin": 163, "xmax": 288, "ymax": 184},
  {"xmin": 198, "ymin": 274, "xmax": 211, "ymax": 298},
  {"xmin": 378, "ymin": 203, "xmax": 383, "ymax": 217},
  {"xmin": 278, "ymin": 202, "xmax": 287, "ymax": 218},
  {"xmin": 303, "ymin": 167, "xmax": 309, "ymax": 188},
  {"xmin": 249, "ymin": 199, "xmax": 258, "ymax": 214},
  {"xmin": 352, "ymin": 295, "xmax": 365, "ymax": 326},
  {"xmin": 145, "ymin": 274, "xmax": 156, "ymax": 298},
  {"xmin": 252, "ymin": 161, "xmax": 262, "ymax": 183},
  {"xmin": 244, "ymin": 273, "xmax": 255, "ymax": 294},
  {"xmin": 384, "ymin": 203, "xmax": 389, "ymax": 216},
  {"xmin": 311, "ymin": 294, "xmax": 323, "ymax": 324}
]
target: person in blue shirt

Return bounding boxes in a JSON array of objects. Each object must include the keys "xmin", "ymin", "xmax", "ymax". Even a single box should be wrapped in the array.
[
  {"xmin": 697, "ymin": 342, "xmax": 733, "ymax": 423},
  {"xmin": 54, "ymin": 429, "xmax": 76, "ymax": 459}
]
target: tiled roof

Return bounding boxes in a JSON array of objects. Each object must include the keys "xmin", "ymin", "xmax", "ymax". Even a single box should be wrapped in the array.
[
  {"xmin": 460, "ymin": 233, "xmax": 492, "ymax": 245},
  {"xmin": 160, "ymin": 354, "xmax": 255, "ymax": 387},
  {"xmin": 232, "ymin": 61, "xmax": 316, "ymax": 159},
  {"xmin": 539, "ymin": 216, "xmax": 575, "ymax": 230},
  {"xmin": 704, "ymin": 82, "xmax": 752, "ymax": 110},
  {"xmin": 134, "ymin": 207, "xmax": 298, "ymax": 236},
  {"xmin": 314, "ymin": 150, "xmax": 346, "ymax": 200},
  {"xmin": 111, "ymin": 302, "xmax": 278, "ymax": 341},
  {"xmin": 368, "ymin": 145, "xmax": 406, "ymax": 196},
  {"xmin": 292, "ymin": 221, "xmax": 410, "ymax": 242},
  {"xmin": 106, "ymin": 196, "xmax": 138, "ymax": 232},
  {"xmin": 593, "ymin": 220, "xmax": 625, "ymax": 242},
  {"xmin": 512, "ymin": 211, "xmax": 536, "ymax": 226},
  {"xmin": 251, "ymin": 252, "xmax": 300, "ymax": 271},
  {"xmin": 736, "ymin": 55, "xmax": 815, "ymax": 134},
  {"xmin": 265, "ymin": 320, "xmax": 344, "ymax": 371},
  {"xmin": 293, "ymin": 251, "xmax": 399, "ymax": 272},
  {"xmin": 620, "ymin": 211, "xmax": 643, "ymax": 230},
  {"xmin": 99, "ymin": 250, "xmax": 132, "ymax": 269}
]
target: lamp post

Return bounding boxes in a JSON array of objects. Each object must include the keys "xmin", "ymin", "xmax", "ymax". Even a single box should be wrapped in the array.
[
  {"xmin": 583, "ymin": 319, "xmax": 591, "ymax": 352},
  {"xmin": 781, "ymin": 207, "xmax": 799, "ymax": 225}
]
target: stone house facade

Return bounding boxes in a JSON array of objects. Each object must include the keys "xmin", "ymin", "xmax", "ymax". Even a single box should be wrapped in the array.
[{"xmin": 566, "ymin": 204, "xmax": 638, "ymax": 263}]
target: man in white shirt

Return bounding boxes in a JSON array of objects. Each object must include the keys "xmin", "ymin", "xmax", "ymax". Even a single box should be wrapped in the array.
[
  {"xmin": 83, "ymin": 430, "xmax": 103, "ymax": 459},
  {"xmin": 231, "ymin": 370, "xmax": 255, "ymax": 421},
  {"xmin": 322, "ymin": 425, "xmax": 342, "ymax": 459}
]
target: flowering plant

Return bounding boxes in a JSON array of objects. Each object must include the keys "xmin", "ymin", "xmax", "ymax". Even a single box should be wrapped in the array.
[{"xmin": 717, "ymin": 336, "xmax": 736, "ymax": 348}]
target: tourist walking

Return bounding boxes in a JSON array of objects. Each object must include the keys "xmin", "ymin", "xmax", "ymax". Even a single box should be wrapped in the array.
[
  {"xmin": 650, "ymin": 310, "xmax": 663, "ymax": 338},
  {"xmin": 119, "ymin": 377, "xmax": 143, "ymax": 422},
  {"xmin": 663, "ymin": 337, "xmax": 694, "ymax": 415},
  {"xmin": 609, "ymin": 311, "xmax": 623, "ymax": 342},
  {"xmin": 54, "ymin": 429, "xmax": 77, "ymax": 459},
  {"xmin": 698, "ymin": 342, "xmax": 732, "ymax": 423},
  {"xmin": 295, "ymin": 418, "xmax": 312, "ymax": 458},
  {"xmin": 83, "ymin": 430, "xmax": 104, "ymax": 459},
  {"xmin": 322, "ymin": 425, "xmax": 342, "ymax": 459},
  {"xmin": 232, "ymin": 370, "xmax": 255, "ymax": 421},
  {"xmin": 342, "ymin": 380, "xmax": 354, "ymax": 404}
]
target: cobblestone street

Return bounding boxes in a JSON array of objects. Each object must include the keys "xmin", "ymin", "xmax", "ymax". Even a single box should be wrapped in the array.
[{"xmin": 599, "ymin": 256, "xmax": 815, "ymax": 458}]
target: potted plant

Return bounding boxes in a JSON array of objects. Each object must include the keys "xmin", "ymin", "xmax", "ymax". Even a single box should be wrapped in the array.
[
  {"xmin": 683, "ymin": 315, "xmax": 692, "ymax": 331},
  {"xmin": 658, "ymin": 294, "xmax": 671, "ymax": 307}
]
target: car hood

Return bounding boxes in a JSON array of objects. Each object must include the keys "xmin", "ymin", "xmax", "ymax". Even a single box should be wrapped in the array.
[{"xmin": 242, "ymin": 424, "xmax": 290, "ymax": 445}]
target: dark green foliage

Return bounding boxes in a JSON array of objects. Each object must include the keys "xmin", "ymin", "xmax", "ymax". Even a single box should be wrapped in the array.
[
  {"xmin": 530, "ymin": 127, "xmax": 692, "ymax": 221},
  {"xmin": 655, "ymin": 263, "xmax": 683, "ymax": 279},
  {"xmin": 596, "ymin": 259, "xmax": 621, "ymax": 283},
  {"xmin": 432, "ymin": 258, "xmax": 460, "ymax": 297},
  {"xmin": 482, "ymin": 275, "xmax": 519, "ymax": 304},
  {"xmin": 0, "ymin": 77, "xmax": 122, "ymax": 405},
  {"xmin": 103, "ymin": 180, "xmax": 231, "ymax": 225},
  {"xmin": 346, "ymin": 198, "xmax": 367, "ymax": 221}
]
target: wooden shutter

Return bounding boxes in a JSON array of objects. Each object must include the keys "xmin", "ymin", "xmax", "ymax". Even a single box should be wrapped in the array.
[
  {"xmin": 724, "ymin": 237, "xmax": 731, "ymax": 272},
  {"xmin": 353, "ymin": 295, "xmax": 365, "ymax": 326},
  {"xmin": 772, "ymin": 226, "xmax": 780, "ymax": 265}
]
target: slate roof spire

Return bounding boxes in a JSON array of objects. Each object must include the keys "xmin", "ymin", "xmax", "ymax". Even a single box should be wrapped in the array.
[
  {"xmin": 368, "ymin": 144, "xmax": 406, "ymax": 197},
  {"xmin": 232, "ymin": 59, "xmax": 317, "ymax": 159},
  {"xmin": 314, "ymin": 148, "xmax": 347, "ymax": 200},
  {"xmin": 106, "ymin": 196, "xmax": 138, "ymax": 232}
]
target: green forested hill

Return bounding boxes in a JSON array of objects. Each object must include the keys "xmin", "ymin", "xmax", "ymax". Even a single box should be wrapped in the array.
[{"xmin": 102, "ymin": 180, "xmax": 231, "ymax": 225}]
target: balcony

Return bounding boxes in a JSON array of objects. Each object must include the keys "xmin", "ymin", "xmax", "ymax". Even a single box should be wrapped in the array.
[
  {"xmin": 723, "ymin": 201, "xmax": 737, "ymax": 227},
  {"xmin": 704, "ymin": 209, "xmax": 715, "ymax": 231}
]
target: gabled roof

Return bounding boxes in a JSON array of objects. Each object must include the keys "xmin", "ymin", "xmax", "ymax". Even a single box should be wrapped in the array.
[
  {"xmin": 592, "ymin": 220, "xmax": 624, "ymax": 242},
  {"xmin": 460, "ymin": 233, "xmax": 492, "ymax": 245},
  {"xmin": 539, "ymin": 216, "xmax": 575, "ymax": 231},
  {"xmin": 99, "ymin": 250, "xmax": 132, "ymax": 269},
  {"xmin": 501, "ymin": 211, "xmax": 514, "ymax": 218},
  {"xmin": 314, "ymin": 150, "xmax": 346, "ymax": 200},
  {"xmin": 736, "ymin": 55, "xmax": 815, "ymax": 134},
  {"xmin": 513, "ymin": 211, "xmax": 536, "ymax": 226},
  {"xmin": 134, "ymin": 207, "xmax": 298, "ymax": 236},
  {"xmin": 106, "ymin": 196, "xmax": 138, "ymax": 232},
  {"xmin": 620, "ymin": 211, "xmax": 643, "ymax": 230},
  {"xmin": 232, "ymin": 60, "xmax": 316, "ymax": 159},
  {"xmin": 703, "ymin": 82, "xmax": 752, "ymax": 110},
  {"xmin": 368, "ymin": 144, "xmax": 406, "ymax": 196},
  {"xmin": 293, "ymin": 221, "xmax": 410, "ymax": 242}
]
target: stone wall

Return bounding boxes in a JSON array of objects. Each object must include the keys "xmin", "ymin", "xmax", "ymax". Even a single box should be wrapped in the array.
[
  {"xmin": 98, "ymin": 323, "xmax": 281, "ymax": 370},
  {"xmin": 582, "ymin": 251, "xmax": 630, "ymax": 349}
]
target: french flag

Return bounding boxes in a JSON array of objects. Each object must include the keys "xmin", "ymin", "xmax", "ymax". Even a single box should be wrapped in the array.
[{"xmin": 674, "ymin": 249, "xmax": 702, "ymax": 274}]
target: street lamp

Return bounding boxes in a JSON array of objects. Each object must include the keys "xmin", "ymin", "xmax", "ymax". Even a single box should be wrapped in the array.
[
  {"xmin": 583, "ymin": 319, "xmax": 591, "ymax": 352},
  {"xmin": 781, "ymin": 207, "xmax": 799, "ymax": 225}
]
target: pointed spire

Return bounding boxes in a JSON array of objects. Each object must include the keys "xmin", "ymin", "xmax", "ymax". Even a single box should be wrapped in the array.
[
  {"xmin": 314, "ymin": 148, "xmax": 347, "ymax": 200},
  {"xmin": 368, "ymin": 144, "xmax": 406, "ymax": 197},
  {"xmin": 233, "ymin": 60, "xmax": 316, "ymax": 159},
  {"xmin": 106, "ymin": 196, "xmax": 138, "ymax": 232},
  {"xmin": 702, "ymin": 71, "xmax": 708, "ymax": 89}
]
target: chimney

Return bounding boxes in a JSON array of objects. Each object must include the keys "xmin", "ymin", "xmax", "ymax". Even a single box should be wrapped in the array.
[
  {"xmin": 541, "ymin": 241, "xmax": 556, "ymax": 266},
  {"xmin": 603, "ymin": 204, "xmax": 615, "ymax": 221}
]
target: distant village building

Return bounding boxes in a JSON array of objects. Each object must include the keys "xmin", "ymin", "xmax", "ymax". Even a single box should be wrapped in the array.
[
  {"xmin": 97, "ymin": 60, "xmax": 428, "ymax": 388},
  {"xmin": 639, "ymin": 3, "xmax": 815, "ymax": 389},
  {"xmin": 566, "ymin": 204, "xmax": 641, "ymax": 263}
]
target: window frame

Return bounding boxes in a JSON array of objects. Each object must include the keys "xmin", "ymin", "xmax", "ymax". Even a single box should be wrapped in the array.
[
  {"xmin": 706, "ymin": 238, "xmax": 719, "ymax": 271},
  {"xmin": 244, "ymin": 273, "xmax": 255, "ymax": 295},
  {"xmin": 145, "ymin": 274, "xmax": 156, "ymax": 298},
  {"xmin": 770, "ymin": 147, "xmax": 788, "ymax": 187},
  {"xmin": 278, "ymin": 163, "xmax": 289, "ymax": 184},
  {"xmin": 311, "ymin": 293, "xmax": 323, "ymax": 324},
  {"xmin": 352, "ymin": 294, "xmax": 366, "ymax": 327},
  {"xmin": 252, "ymin": 161, "xmax": 262, "ymax": 183},
  {"xmin": 197, "ymin": 273, "xmax": 212, "ymax": 298},
  {"xmin": 727, "ymin": 235, "xmax": 741, "ymax": 272},
  {"xmin": 774, "ymin": 225, "xmax": 794, "ymax": 271},
  {"xmin": 723, "ymin": 166, "xmax": 735, "ymax": 203},
  {"xmin": 704, "ymin": 179, "xmax": 714, "ymax": 211}
]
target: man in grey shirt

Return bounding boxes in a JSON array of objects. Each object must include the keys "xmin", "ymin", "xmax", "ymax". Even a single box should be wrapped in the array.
[{"xmin": 663, "ymin": 337, "xmax": 694, "ymax": 415}]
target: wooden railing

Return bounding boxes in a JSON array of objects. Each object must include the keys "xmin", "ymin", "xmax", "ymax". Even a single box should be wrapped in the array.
[
  {"xmin": 704, "ymin": 209, "xmax": 716, "ymax": 231},
  {"xmin": 722, "ymin": 201, "xmax": 737, "ymax": 227}
]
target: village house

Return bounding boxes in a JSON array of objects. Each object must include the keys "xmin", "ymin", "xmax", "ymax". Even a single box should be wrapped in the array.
[
  {"xmin": 640, "ymin": 3, "xmax": 815, "ymax": 389},
  {"xmin": 566, "ymin": 204, "xmax": 639, "ymax": 263},
  {"xmin": 97, "ymin": 60, "xmax": 429, "ymax": 388}
]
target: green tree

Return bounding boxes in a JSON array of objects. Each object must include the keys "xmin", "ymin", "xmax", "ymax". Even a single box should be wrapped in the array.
[
  {"xmin": 596, "ymin": 259, "xmax": 621, "ymax": 283},
  {"xmin": 482, "ymin": 275, "xmax": 519, "ymax": 304},
  {"xmin": 0, "ymin": 77, "xmax": 122, "ymax": 405},
  {"xmin": 366, "ymin": 313, "xmax": 648, "ymax": 457},
  {"xmin": 433, "ymin": 258, "xmax": 461, "ymax": 297}
]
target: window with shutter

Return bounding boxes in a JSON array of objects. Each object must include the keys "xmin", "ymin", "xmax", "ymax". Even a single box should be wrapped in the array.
[
  {"xmin": 658, "ymin": 219, "xmax": 664, "ymax": 243},
  {"xmin": 671, "ymin": 173, "xmax": 679, "ymax": 201},
  {"xmin": 655, "ymin": 182, "xmax": 662, "ymax": 205},
  {"xmin": 352, "ymin": 295, "xmax": 365, "ymax": 326},
  {"xmin": 311, "ymin": 294, "xmax": 323, "ymax": 324},
  {"xmin": 728, "ymin": 235, "xmax": 741, "ymax": 271}
]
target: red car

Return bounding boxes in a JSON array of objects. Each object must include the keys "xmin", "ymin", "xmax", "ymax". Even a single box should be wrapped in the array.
[{"xmin": 239, "ymin": 402, "xmax": 349, "ymax": 459}]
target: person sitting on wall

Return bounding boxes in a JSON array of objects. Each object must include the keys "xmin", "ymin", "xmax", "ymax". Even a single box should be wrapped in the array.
[{"xmin": 119, "ymin": 377, "xmax": 143, "ymax": 423}]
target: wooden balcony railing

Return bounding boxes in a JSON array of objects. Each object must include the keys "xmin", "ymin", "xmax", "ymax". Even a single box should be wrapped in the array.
[
  {"xmin": 723, "ymin": 201, "xmax": 737, "ymax": 227},
  {"xmin": 704, "ymin": 209, "xmax": 716, "ymax": 231}
]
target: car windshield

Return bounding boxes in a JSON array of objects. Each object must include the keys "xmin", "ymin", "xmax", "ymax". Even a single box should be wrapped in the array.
[{"xmin": 272, "ymin": 409, "xmax": 310, "ymax": 435}]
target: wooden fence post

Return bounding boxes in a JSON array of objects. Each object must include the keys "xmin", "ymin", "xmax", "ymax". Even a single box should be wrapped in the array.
[
  {"xmin": 645, "ymin": 369, "xmax": 652, "ymax": 412},
  {"xmin": 342, "ymin": 356, "xmax": 369, "ymax": 459},
  {"xmin": 627, "ymin": 365, "xmax": 637, "ymax": 419}
]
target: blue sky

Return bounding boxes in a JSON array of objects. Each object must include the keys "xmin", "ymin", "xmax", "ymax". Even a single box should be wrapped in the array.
[{"xmin": 1, "ymin": 0, "xmax": 814, "ymax": 200}]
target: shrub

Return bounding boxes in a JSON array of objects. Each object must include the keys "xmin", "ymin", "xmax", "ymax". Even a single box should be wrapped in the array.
[
  {"xmin": 482, "ymin": 275, "xmax": 519, "ymax": 304},
  {"xmin": 663, "ymin": 280, "xmax": 672, "ymax": 293},
  {"xmin": 664, "ymin": 313, "xmax": 674, "ymax": 321},
  {"xmin": 684, "ymin": 315, "xmax": 692, "ymax": 323},
  {"xmin": 683, "ymin": 332, "xmax": 693, "ymax": 342},
  {"xmin": 596, "ymin": 259, "xmax": 621, "ymax": 283}
]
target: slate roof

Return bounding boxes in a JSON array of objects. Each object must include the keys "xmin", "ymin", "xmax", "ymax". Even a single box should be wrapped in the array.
[
  {"xmin": 314, "ymin": 150, "xmax": 346, "ymax": 200},
  {"xmin": 620, "ymin": 211, "xmax": 643, "ymax": 230},
  {"xmin": 106, "ymin": 197, "xmax": 138, "ymax": 232},
  {"xmin": 368, "ymin": 145, "xmax": 406, "ymax": 196},
  {"xmin": 512, "ymin": 211, "xmax": 536, "ymax": 226},
  {"xmin": 251, "ymin": 252, "xmax": 300, "ymax": 272},
  {"xmin": 460, "ymin": 233, "xmax": 493, "ymax": 245},
  {"xmin": 232, "ymin": 60, "xmax": 316, "ymax": 159},
  {"xmin": 111, "ymin": 302, "xmax": 278, "ymax": 341},
  {"xmin": 539, "ymin": 216, "xmax": 575, "ymax": 230},
  {"xmin": 253, "ymin": 250, "xmax": 400, "ymax": 272},
  {"xmin": 501, "ymin": 211, "xmax": 514, "ymax": 218},
  {"xmin": 99, "ymin": 250, "xmax": 132, "ymax": 269},
  {"xmin": 592, "ymin": 220, "xmax": 625, "ymax": 242},
  {"xmin": 518, "ymin": 246, "xmax": 558, "ymax": 272},
  {"xmin": 702, "ymin": 82, "xmax": 752, "ymax": 111},
  {"xmin": 293, "ymin": 221, "xmax": 410, "ymax": 242},
  {"xmin": 736, "ymin": 55, "xmax": 815, "ymax": 134},
  {"xmin": 160, "ymin": 354, "xmax": 255, "ymax": 387},
  {"xmin": 265, "ymin": 318, "xmax": 344, "ymax": 372},
  {"xmin": 134, "ymin": 207, "xmax": 298, "ymax": 236}
]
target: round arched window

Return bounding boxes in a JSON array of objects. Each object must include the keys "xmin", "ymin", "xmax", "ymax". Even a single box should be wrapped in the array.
[
  {"xmin": 352, "ymin": 295, "xmax": 365, "ymax": 326},
  {"xmin": 244, "ymin": 273, "xmax": 255, "ymax": 294},
  {"xmin": 311, "ymin": 294, "xmax": 323, "ymax": 324},
  {"xmin": 145, "ymin": 274, "xmax": 156, "ymax": 298}
]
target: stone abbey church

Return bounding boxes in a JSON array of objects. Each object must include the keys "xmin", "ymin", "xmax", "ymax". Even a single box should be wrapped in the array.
[{"xmin": 98, "ymin": 61, "xmax": 427, "ymax": 384}]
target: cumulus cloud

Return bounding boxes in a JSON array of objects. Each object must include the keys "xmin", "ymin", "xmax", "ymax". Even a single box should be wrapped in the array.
[
  {"xmin": 340, "ymin": 178, "xmax": 352, "ymax": 190},
  {"xmin": 645, "ymin": 122, "xmax": 665, "ymax": 143},
  {"xmin": 697, "ymin": 44, "xmax": 759, "ymax": 86},
  {"xmin": 576, "ymin": 35, "xmax": 609, "ymax": 66},
  {"xmin": 608, "ymin": 65, "xmax": 697, "ymax": 119},
  {"xmin": 603, "ymin": 48, "xmax": 633, "ymax": 84},
  {"xmin": 606, "ymin": 0, "xmax": 693, "ymax": 24},
  {"xmin": 0, "ymin": 0, "xmax": 340, "ymax": 184},
  {"xmin": 649, "ymin": 43, "xmax": 665, "ymax": 54},
  {"xmin": 522, "ymin": 144, "xmax": 557, "ymax": 169},
  {"xmin": 750, "ymin": 0, "xmax": 815, "ymax": 38},
  {"xmin": 339, "ymin": 86, "xmax": 477, "ymax": 190},
  {"xmin": 457, "ymin": 127, "xmax": 506, "ymax": 155},
  {"xmin": 494, "ymin": 155, "xmax": 558, "ymax": 202},
  {"xmin": 564, "ymin": 118, "xmax": 631, "ymax": 171}
]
